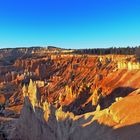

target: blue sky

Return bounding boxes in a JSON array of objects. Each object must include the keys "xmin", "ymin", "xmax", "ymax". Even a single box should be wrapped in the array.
[{"xmin": 0, "ymin": 0, "xmax": 140, "ymax": 49}]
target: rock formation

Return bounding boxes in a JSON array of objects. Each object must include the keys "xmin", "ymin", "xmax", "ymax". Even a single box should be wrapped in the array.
[
  {"xmin": 10, "ymin": 81, "xmax": 140, "ymax": 140},
  {"xmin": 0, "ymin": 48, "xmax": 140, "ymax": 139}
]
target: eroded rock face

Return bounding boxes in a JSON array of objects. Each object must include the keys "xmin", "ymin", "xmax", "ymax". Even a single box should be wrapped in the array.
[
  {"xmin": 10, "ymin": 80, "xmax": 140, "ymax": 140},
  {"xmin": 0, "ymin": 94, "xmax": 5, "ymax": 105},
  {"xmin": 1, "ymin": 51, "xmax": 140, "ymax": 140}
]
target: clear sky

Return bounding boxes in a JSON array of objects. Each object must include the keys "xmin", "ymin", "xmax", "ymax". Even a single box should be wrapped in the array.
[{"xmin": 0, "ymin": 0, "xmax": 140, "ymax": 49}]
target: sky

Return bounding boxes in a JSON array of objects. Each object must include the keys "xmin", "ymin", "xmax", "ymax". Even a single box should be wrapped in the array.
[{"xmin": 0, "ymin": 0, "xmax": 140, "ymax": 49}]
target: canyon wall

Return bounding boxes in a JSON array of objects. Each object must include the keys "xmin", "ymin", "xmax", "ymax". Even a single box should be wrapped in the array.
[
  {"xmin": 10, "ymin": 80, "xmax": 140, "ymax": 140},
  {"xmin": 117, "ymin": 61, "xmax": 140, "ymax": 70},
  {"xmin": 1, "ymin": 52, "xmax": 140, "ymax": 139}
]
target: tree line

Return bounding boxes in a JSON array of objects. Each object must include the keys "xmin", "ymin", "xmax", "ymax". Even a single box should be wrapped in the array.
[{"xmin": 73, "ymin": 46, "xmax": 140, "ymax": 59}]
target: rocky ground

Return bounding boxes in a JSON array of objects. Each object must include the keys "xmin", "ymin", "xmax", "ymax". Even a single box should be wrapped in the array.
[{"xmin": 0, "ymin": 47, "xmax": 140, "ymax": 140}]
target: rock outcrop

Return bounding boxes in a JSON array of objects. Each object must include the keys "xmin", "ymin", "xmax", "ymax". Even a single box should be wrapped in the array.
[
  {"xmin": 10, "ymin": 80, "xmax": 140, "ymax": 140},
  {"xmin": 0, "ymin": 49, "xmax": 140, "ymax": 139}
]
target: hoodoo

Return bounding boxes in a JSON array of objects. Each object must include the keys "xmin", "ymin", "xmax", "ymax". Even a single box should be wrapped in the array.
[{"xmin": 0, "ymin": 47, "xmax": 140, "ymax": 140}]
